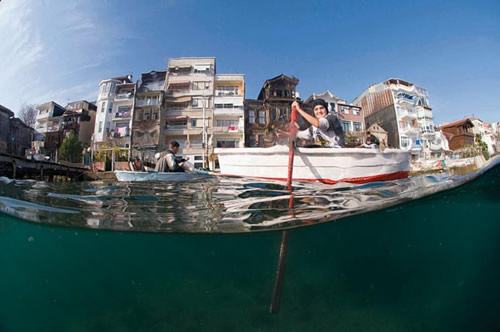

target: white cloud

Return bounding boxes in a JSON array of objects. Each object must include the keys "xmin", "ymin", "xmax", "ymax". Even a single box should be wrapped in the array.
[{"xmin": 0, "ymin": 0, "xmax": 130, "ymax": 115}]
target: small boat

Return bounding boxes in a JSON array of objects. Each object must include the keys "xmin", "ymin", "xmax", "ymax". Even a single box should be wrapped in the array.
[
  {"xmin": 114, "ymin": 170, "xmax": 212, "ymax": 182},
  {"xmin": 215, "ymin": 145, "xmax": 411, "ymax": 184}
]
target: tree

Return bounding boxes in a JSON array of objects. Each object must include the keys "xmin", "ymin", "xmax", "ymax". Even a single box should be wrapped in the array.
[
  {"xmin": 59, "ymin": 130, "xmax": 83, "ymax": 163},
  {"xmin": 18, "ymin": 103, "xmax": 37, "ymax": 128}
]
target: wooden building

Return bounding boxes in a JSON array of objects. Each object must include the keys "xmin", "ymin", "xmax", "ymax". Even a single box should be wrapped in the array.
[{"xmin": 440, "ymin": 118, "xmax": 475, "ymax": 150}]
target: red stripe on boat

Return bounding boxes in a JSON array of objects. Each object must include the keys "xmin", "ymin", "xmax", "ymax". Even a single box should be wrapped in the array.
[{"xmin": 220, "ymin": 171, "xmax": 409, "ymax": 184}]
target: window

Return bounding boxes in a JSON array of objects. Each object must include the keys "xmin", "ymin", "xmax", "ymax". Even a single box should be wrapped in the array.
[
  {"xmin": 353, "ymin": 121, "xmax": 362, "ymax": 132},
  {"xmin": 216, "ymin": 86, "xmax": 238, "ymax": 96},
  {"xmin": 279, "ymin": 108, "xmax": 287, "ymax": 120},
  {"xmin": 258, "ymin": 111, "xmax": 265, "ymax": 124},
  {"xmin": 108, "ymin": 103, "xmax": 113, "ymax": 114},
  {"xmin": 353, "ymin": 109, "xmax": 360, "ymax": 116},
  {"xmin": 192, "ymin": 97, "xmax": 207, "ymax": 108},
  {"xmin": 329, "ymin": 103, "xmax": 336, "ymax": 112},
  {"xmin": 216, "ymin": 139, "xmax": 237, "ymax": 148},
  {"xmin": 341, "ymin": 120, "xmax": 351, "ymax": 132},
  {"xmin": 216, "ymin": 119, "xmax": 238, "ymax": 127},
  {"xmin": 193, "ymin": 81, "xmax": 210, "ymax": 90},
  {"xmin": 101, "ymin": 102, "xmax": 105, "ymax": 113},
  {"xmin": 98, "ymin": 121, "xmax": 103, "ymax": 133},
  {"xmin": 194, "ymin": 64, "xmax": 211, "ymax": 73},
  {"xmin": 342, "ymin": 107, "xmax": 350, "ymax": 115},
  {"xmin": 400, "ymin": 136, "xmax": 409, "ymax": 148},
  {"xmin": 190, "ymin": 139, "xmax": 202, "ymax": 148},
  {"xmin": 191, "ymin": 119, "xmax": 202, "ymax": 127},
  {"xmin": 248, "ymin": 110, "xmax": 255, "ymax": 124},
  {"xmin": 271, "ymin": 108, "xmax": 277, "ymax": 120},
  {"xmin": 248, "ymin": 135, "xmax": 255, "ymax": 147},
  {"xmin": 152, "ymin": 111, "xmax": 159, "ymax": 120},
  {"xmin": 144, "ymin": 110, "xmax": 150, "ymax": 121},
  {"xmin": 135, "ymin": 110, "xmax": 143, "ymax": 121}
]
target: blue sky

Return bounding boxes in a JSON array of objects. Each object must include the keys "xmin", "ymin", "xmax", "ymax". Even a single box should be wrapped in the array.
[{"xmin": 1, "ymin": 0, "xmax": 499, "ymax": 124}]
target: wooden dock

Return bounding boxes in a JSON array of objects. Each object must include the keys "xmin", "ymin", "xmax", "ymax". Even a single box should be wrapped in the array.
[{"xmin": 0, "ymin": 152, "xmax": 90, "ymax": 181}]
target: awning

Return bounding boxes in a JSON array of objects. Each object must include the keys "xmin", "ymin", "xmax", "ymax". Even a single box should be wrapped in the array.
[
  {"xmin": 165, "ymin": 115, "xmax": 188, "ymax": 121},
  {"xmin": 165, "ymin": 96, "xmax": 191, "ymax": 103},
  {"xmin": 167, "ymin": 80, "xmax": 190, "ymax": 86},
  {"xmin": 194, "ymin": 64, "xmax": 211, "ymax": 71},
  {"xmin": 169, "ymin": 65, "xmax": 192, "ymax": 70}
]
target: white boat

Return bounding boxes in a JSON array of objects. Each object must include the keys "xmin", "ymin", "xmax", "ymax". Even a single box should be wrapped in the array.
[
  {"xmin": 215, "ymin": 145, "xmax": 411, "ymax": 184},
  {"xmin": 114, "ymin": 170, "xmax": 212, "ymax": 182}
]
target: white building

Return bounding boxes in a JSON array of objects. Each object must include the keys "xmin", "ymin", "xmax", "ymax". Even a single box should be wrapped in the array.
[
  {"xmin": 213, "ymin": 74, "xmax": 245, "ymax": 150},
  {"xmin": 353, "ymin": 78, "xmax": 439, "ymax": 159},
  {"xmin": 94, "ymin": 75, "xmax": 135, "ymax": 148}
]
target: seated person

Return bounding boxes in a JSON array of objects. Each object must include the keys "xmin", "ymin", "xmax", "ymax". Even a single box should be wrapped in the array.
[
  {"xmin": 361, "ymin": 131, "xmax": 379, "ymax": 148},
  {"xmin": 155, "ymin": 140, "xmax": 192, "ymax": 172},
  {"xmin": 292, "ymin": 99, "xmax": 345, "ymax": 148}
]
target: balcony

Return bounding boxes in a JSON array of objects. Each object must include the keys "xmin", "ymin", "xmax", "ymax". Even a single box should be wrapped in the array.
[
  {"xmin": 114, "ymin": 111, "xmax": 131, "ymax": 119},
  {"xmin": 213, "ymin": 126, "xmax": 243, "ymax": 134},
  {"xmin": 214, "ymin": 107, "xmax": 244, "ymax": 116},
  {"xmin": 116, "ymin": 93, "xmax": 134, "ymax": 100}
]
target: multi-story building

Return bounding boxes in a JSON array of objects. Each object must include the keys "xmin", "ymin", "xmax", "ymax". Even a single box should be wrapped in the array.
[
  {"xmin": 94, "ymin": 75, "xmax": 135, "ymax": 150},
  {"xmin": 0, "ymin": 105, "xmax": 33, "ymax": 157},
  {"xmin": 131, "ymin": 70, "xmax": 166, "ymax": 162},
  {"xmin": 353, "ymin": 78, "xmax": 435, "ymax": 158},
  {"xmin": 63, "ymin": 100, "xmax": 97, "ymax": 148},
  {"xmin": 244, "ymin": 74, "xmax": 299, "ymax": 147},
  {"xmin": 34, "ymin": 101, "xmax": 67, "ymax": 159},
  {"xmin": 213, "ymin": 74, "xmax": 245, "ymax": 150},
  {"xmin": 305, "ymin": 91, "xmax": 363, "ymax": 145},
  {"xmin": 440, "ymin": 118, "xmax": 475, "ymax": 151},
  {"xmin": 164, "ymin": 57, "xmax": 216, "ymax": 169}
]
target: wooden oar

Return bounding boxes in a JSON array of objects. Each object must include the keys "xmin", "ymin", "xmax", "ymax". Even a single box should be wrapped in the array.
[{"xmin": 270, "ymin": 104, "xmax": 298, "ymax": 314}]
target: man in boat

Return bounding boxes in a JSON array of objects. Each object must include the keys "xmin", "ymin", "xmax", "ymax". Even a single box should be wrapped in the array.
[
  {"xmin": 155, "ymin": 140, "xmax": 192, "ymax": 172},
  {"xmin": 362, "ymin": 131, "xmax": 380, "ymax": 148},
  {"xmin": 292, "ymin": 99, "xmax": 345, "ymax": 147}
]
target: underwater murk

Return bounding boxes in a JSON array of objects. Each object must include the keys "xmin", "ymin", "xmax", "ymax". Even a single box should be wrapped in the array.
[{"xmin": 0, "ymin": 158, "xmax": 499, "ymax": 331}]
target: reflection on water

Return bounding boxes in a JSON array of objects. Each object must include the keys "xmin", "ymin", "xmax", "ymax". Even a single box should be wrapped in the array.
[{"xmin": 0, "ymin": 158, "xmax": 499, "ymax": 233}]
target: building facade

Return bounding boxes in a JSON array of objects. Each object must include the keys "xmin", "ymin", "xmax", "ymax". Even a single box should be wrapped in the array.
[
  {"xmin": 440, "ymin": 118, "xmax": 475, "ymax": 151},
  {"xmin": 213, "ymin": 74, "xmax": 245, "ymax": 151},
  {"xmin": 0, "ymin": 105, "xmax": 34, "ymax": 157},
  {"xmin": 164, "ymin": 57, "xmax": 216, "ymax": 169},
  {"xmin": 94, "ymin": 75, "xmax": 135, "ymax": 150},
  {"xmin": 353, "ymin": 78, "xmax": 436, "ymax": 158},
  {"xmin": 244, "ymin": 74, "xmax": 299, "ymax": 147},
  {"xmin": 131, "ymin": 70, "xmax": 166, "ymax": 162}
]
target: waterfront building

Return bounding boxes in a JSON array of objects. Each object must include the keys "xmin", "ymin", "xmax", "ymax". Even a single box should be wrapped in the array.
[
  {"xmin": 164, "ymin": 57, "xmax": 216, "ymax": 169},
  {"xmin": 0, "ymin": 105, "xmax": 33, "ymax": 157},
  {"xmin": 93, "ymin": 75, "xmax": 135, "ymax": 151},
  {"xmin": 304, "ymin": 91, "xmax": 363, "ymax": 145},
  {"xmin": 63, "ymin": 100, "xmax": 97, "ymax": 148},
  {"xmin": 213, "ymin": 74, "xmax": 245, "ymax": 153},
  {"xmin": 244, "ymin": 74, "xmax": 298, "ymax": 147},
  {"xmin": 440, "ymin": 118, "xmax": 475, "ymax": 151},
  {"xmin": 34, "ymin": 101, "xmax": 66, "ymax": 160},
  {"xmin": 353, "ymin": 78, "xmax": 437, "ymax": 159},
  {"xmin": 131, "ymin": 70, "xmax": 167, "ymax": 162}
]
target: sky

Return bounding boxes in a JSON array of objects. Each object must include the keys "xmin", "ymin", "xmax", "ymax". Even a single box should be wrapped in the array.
[{"xmin": 1, "ymin": 0, "xmax": 499, "ymax": 124}]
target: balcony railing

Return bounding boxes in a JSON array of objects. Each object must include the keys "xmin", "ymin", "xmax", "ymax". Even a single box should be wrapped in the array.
[
  {"xmin": 114, "ymin": 111, "xmax": 131, "ymax": 119},
  {"xmin": 213, "ymin": 126, "xmax": 243, "ymax": 133}
]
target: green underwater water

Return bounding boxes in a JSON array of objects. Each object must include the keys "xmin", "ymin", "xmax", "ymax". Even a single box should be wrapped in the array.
[{"xmin": 0, "ymin": 166, "xmax": 499, "ymax": 332}]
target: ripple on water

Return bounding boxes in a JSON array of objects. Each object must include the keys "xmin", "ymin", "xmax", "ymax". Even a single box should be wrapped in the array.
[{"xmin": 0, "ymin": 158, "xmax": 498, "ymax": 233}]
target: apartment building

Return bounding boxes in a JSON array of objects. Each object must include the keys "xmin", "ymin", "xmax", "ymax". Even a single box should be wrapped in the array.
[
  {"xmin": 353, "ymin": 78, "xmax": 436, "ymax": 158},
  {"xmin": 164, "ymin": 57, "xmax": 216, "ymax": 169},
  {"xmin": 213, "ymin": 74, "xmax": 245, "ymax": 151},
  {"xmin": 34, "ymin": 101, "xmax": 67, "ymax": 159},
  {"xmin": 94, "ymin": 75, "xmax": 135, "ymax": 149},
  {"xmin": 0, "ymin": 105, "xmax": 33, "ymax": 157},
  {"xmin": 131, "ymin": 70, "xmax": 166, "ymax": 161},
  {"xmin": 63, "ymin": 100, "xmax": 97, "ymax": 147}
]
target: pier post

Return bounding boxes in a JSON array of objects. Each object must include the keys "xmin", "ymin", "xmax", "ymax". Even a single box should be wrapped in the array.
[{"xmin": 12, "ymin": 160, "xmax": 16, "ymax": 179}]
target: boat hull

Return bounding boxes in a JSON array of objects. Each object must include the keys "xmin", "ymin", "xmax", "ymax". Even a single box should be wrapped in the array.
[
  {"xmin": 215, "ymin": 146, "xmax": 411, "ymax": 184},
  {"xmin": 114, "ymin": 170, "xmax": 210, "ymax": 182}
]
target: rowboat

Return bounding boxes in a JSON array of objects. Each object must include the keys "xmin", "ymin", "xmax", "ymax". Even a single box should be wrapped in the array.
[
  {"xmin": 114, "ymin": 170, "xmax": 212, "ymax": 182},
  {"xmin": 215, "ymin": 145, "xmax": 411, "ymax": 184}
]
